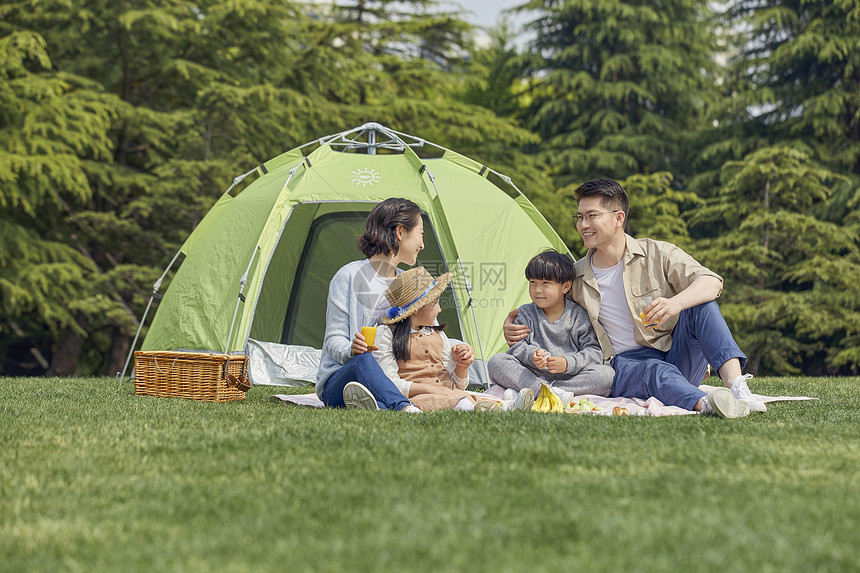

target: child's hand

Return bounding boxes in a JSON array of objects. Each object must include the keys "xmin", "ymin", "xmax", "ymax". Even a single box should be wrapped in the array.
[
  {"xmin": 546, "ymin": 356, "xmax": 568, "ymax": 374},
  {"xmin": 452, "ymin": 344, "xmax": 474, "ymax": 367},
  {"xmin": 532, "ymin": 349, "xmax": 548, "ymax": 369}
]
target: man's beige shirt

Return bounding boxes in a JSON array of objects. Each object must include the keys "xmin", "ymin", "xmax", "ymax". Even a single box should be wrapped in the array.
[{"xmin": 570, "ymin": 234, "xmax": 722, "ymax": 363}]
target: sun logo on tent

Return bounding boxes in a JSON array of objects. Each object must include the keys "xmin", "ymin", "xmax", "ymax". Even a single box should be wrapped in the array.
[{"xmin": 352, "ymin": 168, "xmax": 381, "ymax": 187}]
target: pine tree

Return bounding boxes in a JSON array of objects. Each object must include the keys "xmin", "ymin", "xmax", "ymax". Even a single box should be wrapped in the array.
[
  {"xmin": 0, "ymin": 29, "xmax": 124, "ymax": 374},
  {"xmin": 722, "ymin": 0, "xmax": 860, "ymax": 175},
  {"xmin": 690, "ymin": 146, "xmax": 860, "ymax": 374},
  {"xmin": 2, "ymin": 0, "xmax": 324, "ymax": 374},
  {"xmin": 687, "ymin": 0, "xmax": 860, "ymax": 374},
  {"xmin": 514, "ymin": 0, "xmax": 719, "ymax": 186},
  {"xmin": 694, "ymin": 0, "xmax": 860, "ymax": 218}
]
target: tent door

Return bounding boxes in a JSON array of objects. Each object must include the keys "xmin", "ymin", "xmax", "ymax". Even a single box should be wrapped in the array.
[{"xmin": 279, "ymin": 212, "xmax": 461, "ymax": 348}]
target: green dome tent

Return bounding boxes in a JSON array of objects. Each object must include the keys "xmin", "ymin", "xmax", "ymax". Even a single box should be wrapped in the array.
[{"xmin": 125, "ymin": 123, "xmax": 569, "ymax": 386}]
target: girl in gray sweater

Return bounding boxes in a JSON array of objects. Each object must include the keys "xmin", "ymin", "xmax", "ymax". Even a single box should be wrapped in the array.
[{"xmin": 488, "ymin": 250, "xmax": 614, "ymax": 400}]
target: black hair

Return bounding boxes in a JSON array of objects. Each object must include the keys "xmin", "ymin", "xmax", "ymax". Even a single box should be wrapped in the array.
[
  {"xmin": 357, "ymin": 198, "xmax": 422, "ymax": 258},
  {"xmin": 525, "ymin": 250, "xmax": 574, "ymax": 284},
  {"xmin": 391, "ymin": 308, "xmax": 446, "ymax": 362},
  {"xmin": 573, "ymin": 178, "xmax": 630, "ymax": 223}
]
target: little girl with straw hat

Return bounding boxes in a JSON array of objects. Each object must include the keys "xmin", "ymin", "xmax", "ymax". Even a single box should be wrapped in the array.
[{"xmin": 370, "ymin": 267, "xmax": 494, "ymax": 411}]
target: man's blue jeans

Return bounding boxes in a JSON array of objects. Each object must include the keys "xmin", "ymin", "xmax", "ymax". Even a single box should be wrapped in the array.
[
  {"xmin": 610, "ymin": 301, "xmax": 747, "ymax": 410},
  {"xmin": 321, "ymin": 352, "xmax": 413, "ymax": 410}
]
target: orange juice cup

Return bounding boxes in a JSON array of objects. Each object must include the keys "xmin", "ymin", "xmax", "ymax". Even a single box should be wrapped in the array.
[
  {"xmin": 361, "ymin": 326, "xmax": 377, "ymax": 348},
  {"xmin": 640, "ymin": 311, "xmax": 659, "ymax": 329},
  {"xmin": 639, "ymin": 297, "xmax": 659, "ymax": 329}
]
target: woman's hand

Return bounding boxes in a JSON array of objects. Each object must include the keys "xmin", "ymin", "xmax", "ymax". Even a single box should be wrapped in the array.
[
  {"xmin": 350, "ymin": 332, "xmax": 378, "ymax": 356},
  {"xmin": 503, "ymin": 309, "xmax": 530, "ymax": 346},
  {"xmin": 452, "ymin": 343, "xmax": 474, "ymax": 368}
]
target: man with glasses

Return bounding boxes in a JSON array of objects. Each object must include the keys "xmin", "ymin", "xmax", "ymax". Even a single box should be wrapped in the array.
[{"xmin": 506, "ymin": 178, "xmax": 764, "ymax": 417}]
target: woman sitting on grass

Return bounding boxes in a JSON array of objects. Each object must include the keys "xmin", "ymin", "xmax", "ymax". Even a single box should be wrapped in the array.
[{"xmin": 315, "ymin": 198, "xmax": 424, "ymax": 412}]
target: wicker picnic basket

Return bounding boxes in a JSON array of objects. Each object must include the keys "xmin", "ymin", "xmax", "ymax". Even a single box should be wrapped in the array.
[{"xmin": 133, "ymin": 351, "xmax": 251, "ymax": 402}]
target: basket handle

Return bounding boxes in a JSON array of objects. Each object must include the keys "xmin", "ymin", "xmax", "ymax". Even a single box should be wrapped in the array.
[
  {"xmin": 153, "ymin": 356, "xmax": 178, "ymax": 376},
  {"xmin": 227, "ymin": 373, "xmax": 252, "ymax": 392},
  {"xmin": 223, "ymin": 355, "xmax": 252, "ymax": 392}
]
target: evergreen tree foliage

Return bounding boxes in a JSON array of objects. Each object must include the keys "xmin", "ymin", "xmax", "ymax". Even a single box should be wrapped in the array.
[
  {"xmin": 722, "ymin": 0, "xmax": 860, "ymax": 175},
  {"xmin": 0, "ymin": 0, "xmax": 544, "ymax": 374},
  {"xmin": 688, "ymin": 0, "xmax": 860, "ymax": 375},
  {"xmin": 695, "ymin": 0, "xmax": 860, "ymax": 211},
  {"xmin": 690, "ymin": 146, "xmax": 860, "ymax": 374},
  {"xmin": 0, "ymin": 28, "xmax": 127, "ymax": 374},
  {"xmin": 514, "ymin": 0, "xmax": 718, "ymax": 185}
]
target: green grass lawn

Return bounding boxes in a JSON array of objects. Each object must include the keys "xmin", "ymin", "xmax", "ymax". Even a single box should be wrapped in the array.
[{"xmin": 2, "ymin": 376, "xmax": 859, "ymax": 572}]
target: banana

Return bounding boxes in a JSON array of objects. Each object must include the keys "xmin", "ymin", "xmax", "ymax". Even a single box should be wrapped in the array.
[
  {"xmin": 532, "ymin": 383, "xmax": 557, "ymax": 413},
  {"xmin": 531, "ymin": 389, "xmax": 547, "ymax": 412},
  {"xmin": 541, "ymin": 384, "xmax": 553, "ymax": 412},
  {"xmin": 547, "ymin": 389, "xmax": 564, "ymax": 413}
]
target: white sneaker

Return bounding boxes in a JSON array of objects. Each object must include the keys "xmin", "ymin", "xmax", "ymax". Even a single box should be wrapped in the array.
[
  {"xmin": 508, "ymin": 388, "xmax": 535, "ymax": 411},
  {"xmin": 475, "ymin": 400, "xmax": 502, "ymax": 412},
  {"xmin": 401, "ymin": 404, "xmax": 422, "ymax": 413},
  {"xmin": 343, "ymin": 382, "xmax": 379, "ymax": 410},
  {"xmin": 503, "ymin": 388, "xmax": 517, "ymax": 402},
  {"xmin": 701, "ymin": 387, "xmax": 749, "ymax": 419},
  {"xmin": 730, "ymin": 374, "xmax": 766, "ymax": 413}
]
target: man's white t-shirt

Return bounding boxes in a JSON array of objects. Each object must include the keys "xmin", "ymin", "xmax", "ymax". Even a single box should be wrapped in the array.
[{"xmin": 591, "ymin": 258, "xmax": 640, "ymax": 355}]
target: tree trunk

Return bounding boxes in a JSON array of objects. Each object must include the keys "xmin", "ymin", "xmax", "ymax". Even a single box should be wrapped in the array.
[
  {"xmin": 46, "ymin": 315, "xmax": 89, "ymax": 377},
  {"xmin": 105, "ymin": 326, "xmax": 131, "ymax": 377},
  {"xmin": 761, "ymin": 178, "xmax": 771, "ymax": 291}
]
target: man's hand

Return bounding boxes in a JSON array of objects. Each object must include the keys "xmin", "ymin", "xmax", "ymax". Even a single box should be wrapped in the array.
[
  {"xmin": 644, "ymin": 275, "xmax": 722, "ymax": 327},
  {"xmin": 532, "ymin": 349, "xmax": 548, "ymax": 369},
  {"xmin": 503, "ymin": 309, "xmax": 531, "ymax": 346},
  {"xmin": 545, "ymin": 356, "xmax": 568, "ymax": 374},
  {"xmin": 452, "ymin": 343, "xmax": 474, "ymax": 368},
  {"xmin": 642, "ymin": 296, "xmax": 684, "ymax": 328}
]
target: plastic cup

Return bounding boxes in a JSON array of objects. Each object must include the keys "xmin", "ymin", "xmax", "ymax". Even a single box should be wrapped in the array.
[
  {"xmin": 639, "ymin": 297, "xmax": 659, "ymax": 329},
  {"xmin": 361, "ymin": 326, "xmax": 377, "ymax": 348}
]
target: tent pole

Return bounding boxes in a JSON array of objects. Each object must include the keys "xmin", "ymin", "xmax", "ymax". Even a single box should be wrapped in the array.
[
  {"xmin": 224, "ymin": 248, "xmax": 259, "ymax": 354},
  {"xmin": 456, "ymin": 256, "xmax": 491, "ymax": 389},
  {"xmin": 422, "ymin": 163, "xmax": 492, "ymax": 389},
  {"xmin": 225, "ymin": 167, "xmax": 258, "ymax": 194},
  {"xmin": 237, "ymin": 166, "xmax": 302, "ymax": 350},
  {"xmin": 118, "ymin": 249, "xmax": 183, "ymax": 382}
]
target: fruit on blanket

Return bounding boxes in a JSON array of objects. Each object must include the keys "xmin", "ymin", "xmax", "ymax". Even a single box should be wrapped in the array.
[
  {"xmin": 567, "ymin": 398, "xmax": 600, "ymax": 412},
  {"xmin": 531, "ymin": 383, "xmax": 563, "ymax": 413},
  {"xmin": 612, "ymin": 406, "xmax": 630, "ymax": 416}
]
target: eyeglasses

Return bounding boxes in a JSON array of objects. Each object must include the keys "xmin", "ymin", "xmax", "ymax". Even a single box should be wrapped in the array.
[{"xmin": 575, "ymin": 210, "xmax": 620, "ymax": 223}]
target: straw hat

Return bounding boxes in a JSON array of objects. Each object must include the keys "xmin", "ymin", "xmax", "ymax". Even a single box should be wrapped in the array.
[{"xmin": 382, "ymin": 267, "xmax": 451, "ymax": 325}]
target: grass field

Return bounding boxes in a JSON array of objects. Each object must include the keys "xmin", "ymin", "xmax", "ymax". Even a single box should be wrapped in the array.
[{"xmin": 2, "ymin": 376, "xmax": 859, "ymax": 572}]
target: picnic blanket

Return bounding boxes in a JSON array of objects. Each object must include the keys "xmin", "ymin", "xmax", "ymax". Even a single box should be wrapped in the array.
[{"xmin": 271, "ymin": 384, "xmax": 816, "ymax": 416}]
